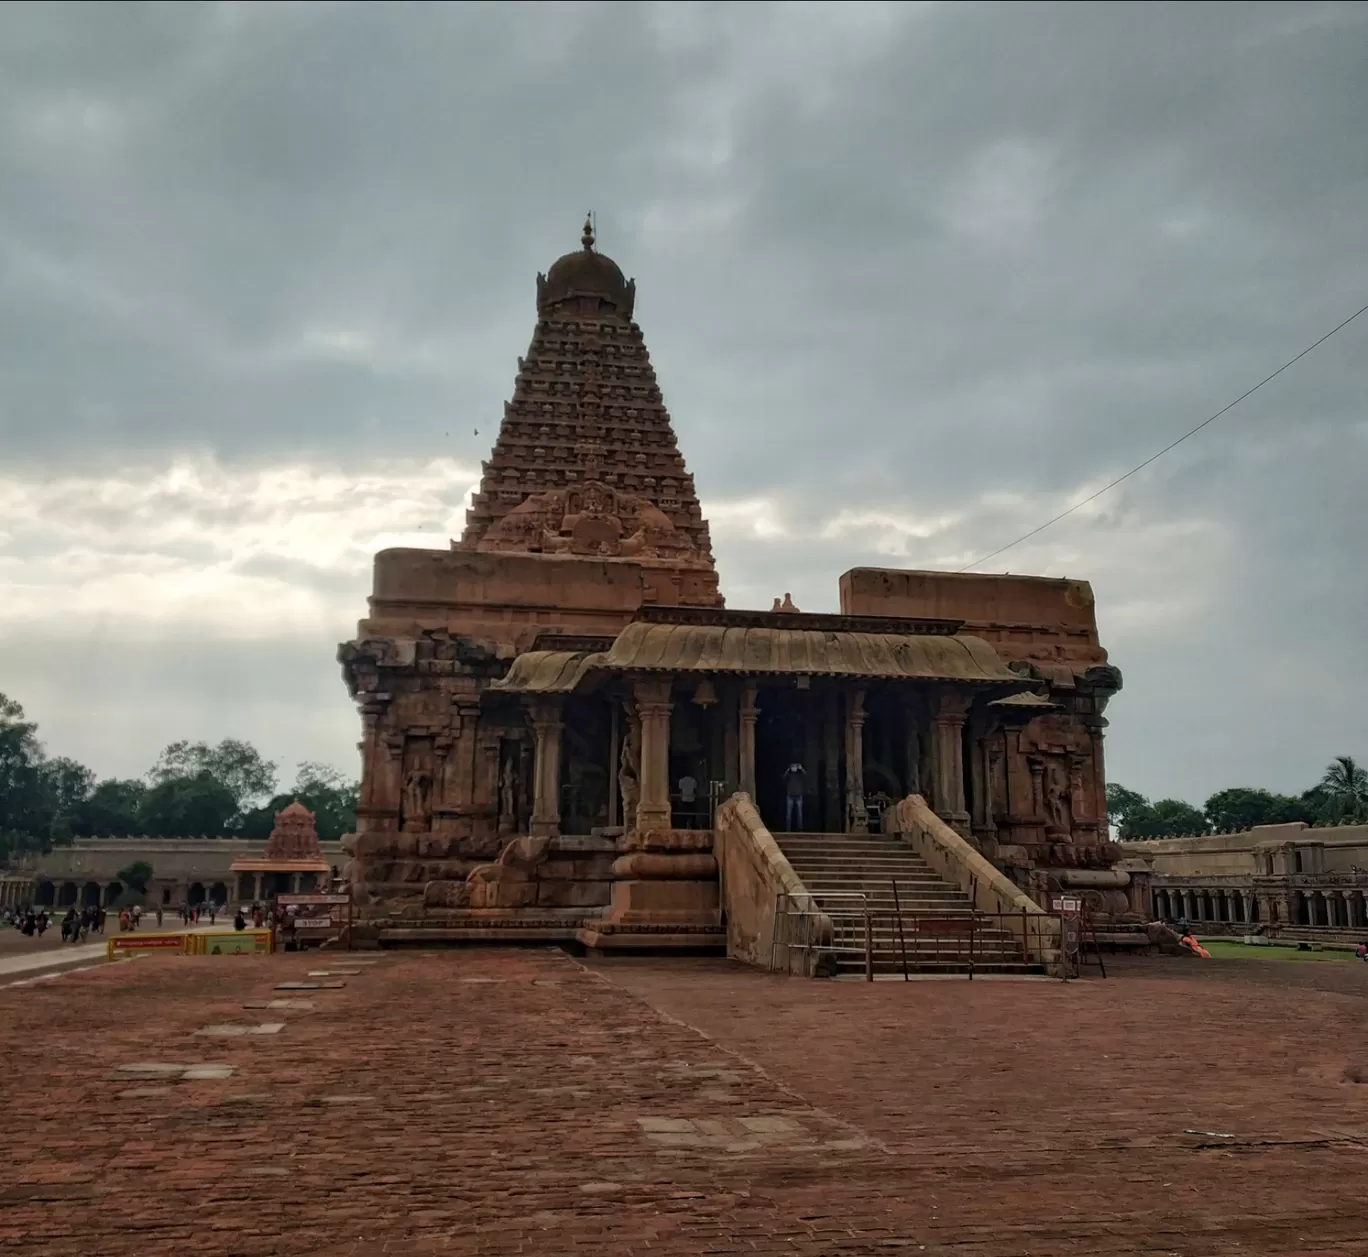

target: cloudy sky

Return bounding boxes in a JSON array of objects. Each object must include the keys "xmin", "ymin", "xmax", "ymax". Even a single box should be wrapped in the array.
[{"xmin": 1, "ymin": 1, "xmax": 1364, "ymax": 807}]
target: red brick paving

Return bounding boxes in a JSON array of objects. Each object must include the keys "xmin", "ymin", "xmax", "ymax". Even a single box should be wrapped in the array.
[{"xmin": 1, "ymin": 949, "xmax": 1366, "ymax": 1255}]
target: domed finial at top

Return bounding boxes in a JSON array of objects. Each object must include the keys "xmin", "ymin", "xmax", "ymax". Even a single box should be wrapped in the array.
[{"xmin": 582, "ymin": 213, "xmax": 595, "ymax": 251}]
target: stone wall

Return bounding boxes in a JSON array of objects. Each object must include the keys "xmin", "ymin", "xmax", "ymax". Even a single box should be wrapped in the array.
[
  {"xmin": 1119, "ymin": 822, "xmax": 1368, "ymax": 877},
  {"xmin": 1120, "ymin": 822, "xmax": 1368, "ymax": 931},
  {"xmin": 9, "ymin": 837, "xmax": 346, "ymax": 908}
]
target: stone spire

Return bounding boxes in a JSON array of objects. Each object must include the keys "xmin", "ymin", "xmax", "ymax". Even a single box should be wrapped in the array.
[
  {"xmin": 457, "ymin": 222, "xmax": 717, "ymax": 591},
  {"xmin": 264, "ymin": 800, "xmax": 324, "ymax": 862}
]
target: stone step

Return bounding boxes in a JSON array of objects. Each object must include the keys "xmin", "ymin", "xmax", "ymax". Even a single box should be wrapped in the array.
[
  {"xmin": 798, "ymin": 880, "xmax": 968, "ymax": 891},
  {"xmin": 788, "ymin": 874, "xmax": 948, "ymax": 887},
  {"xmin": 787, "ymin": 853, "xmax": 935, "ymax": 864},
  {"xmin": 833, "ymin": 961, "xmax": 1044, "ymax": 977},
  {"xmin": 809, "ymin": 898, "xmax": 968, "ymax": 905}
]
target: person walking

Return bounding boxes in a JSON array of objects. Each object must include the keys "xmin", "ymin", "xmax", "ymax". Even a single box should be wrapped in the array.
[{"xmin": 155, "ymin": 905, "xmax": 163, "ymax": 928}]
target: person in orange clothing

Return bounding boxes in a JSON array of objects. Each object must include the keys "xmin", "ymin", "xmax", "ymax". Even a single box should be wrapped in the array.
[{"xmin": 1179, "ymin": 931, "xmax": 1211, "ymax": 958}]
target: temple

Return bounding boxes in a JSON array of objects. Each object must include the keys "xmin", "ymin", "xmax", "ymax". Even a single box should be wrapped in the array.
[
  {"xmin": 338, "ymin": 220, "xmax": 1130, "ymax": 968},
  {"xmin": 230, "ymin": 801, "xmax": 332, "ymax": 902}
]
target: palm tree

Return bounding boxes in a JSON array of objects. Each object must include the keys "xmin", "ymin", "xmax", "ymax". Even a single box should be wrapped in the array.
[{"xmin": 1317, "ymin": 756, "xmax": 1368, "ymax": 823}]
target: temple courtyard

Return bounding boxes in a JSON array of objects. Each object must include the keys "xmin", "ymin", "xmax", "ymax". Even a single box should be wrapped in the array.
[{"xmin": 1, "ymin": 953, "xmax": 1366, "ymax": 1256}]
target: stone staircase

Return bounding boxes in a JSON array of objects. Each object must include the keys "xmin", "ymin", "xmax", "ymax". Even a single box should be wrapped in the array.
[{"xmin": 772, "ymin": 832, "xmax": 1044, "ymax": 977}]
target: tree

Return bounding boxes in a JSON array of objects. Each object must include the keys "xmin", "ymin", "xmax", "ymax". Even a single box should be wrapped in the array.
[
  {"xmin": 149, "ymin": 739, "xmax": 277, "ymax": 814},
  {"xmin": 138, "ymin": 771, "xmax": 238, "ymax": 837},
  {"xmin": 1316, "ymin": 755, "xmax": 1368, "ymax": 824},
  {"xmin": 76, "ymin": 778, "xmax": 148, "ymax": 836},
  {"xmin": 116, "ymin": 860, "xmax": 153, "ymax": 895},
  {"xmin": 237, "ymin": 762, "xmax": 359, "ymax": 842},
  {"xmin": 0, "ymin": 692, "xmax": 51, "ymax": 845},
  {"xmin": 1106, "ymin": 783, "xmax": 1149, "ymax": 827},
  {"xmin": 38, "ymin": 756, "xmax": 94, "ymax": 844},
  {"xmin": 1203, "ymin": 787, "xmax": 1315, "ymax": 833},
  {"xmin": 1113, "ymin": 785, "xmax": 1209, "ymax": 840}
]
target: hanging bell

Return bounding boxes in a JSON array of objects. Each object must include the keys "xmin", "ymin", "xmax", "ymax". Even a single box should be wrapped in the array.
[{"xmin": 691, "ymin": 677, "xmax": 718, "ymax": 708}]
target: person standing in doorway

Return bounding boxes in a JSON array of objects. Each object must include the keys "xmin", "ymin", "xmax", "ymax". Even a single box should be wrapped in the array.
[
  {"xmin": 676, "ymin": 773, "xmax": 698, "ymax": 826},
  {"xmin": 783, "ymin": 762, "xmax": 807, "ymax": 830}
]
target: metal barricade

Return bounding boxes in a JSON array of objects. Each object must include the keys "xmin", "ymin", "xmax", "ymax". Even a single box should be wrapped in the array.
[{"xmin": 771, "ymin": 890, "xmax": 872, "ymax": 976}]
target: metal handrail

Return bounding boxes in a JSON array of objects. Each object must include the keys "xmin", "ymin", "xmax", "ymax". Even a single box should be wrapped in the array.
[
  {"xmin": 771, "ymin": 890, "xmax": 869, "ymax": 974},
  {"xmin": 773, "ymin": 885, "xmax": 1069, "ymax": 980}
]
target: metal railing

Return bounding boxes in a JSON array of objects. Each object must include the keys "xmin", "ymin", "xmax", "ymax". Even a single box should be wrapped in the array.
[
  {"xmin": 771, "ymin": 880, "xmax": 1072, "ymax": 980},
  {"xmin": 770, "ymin": 891, "xmax": 870, "ymax": 978}
]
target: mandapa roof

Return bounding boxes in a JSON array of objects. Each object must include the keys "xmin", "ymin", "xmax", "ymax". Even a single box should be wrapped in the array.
[{"xmin": 490, "ymin": 622, "xmax": 1030, "ymax": 694}]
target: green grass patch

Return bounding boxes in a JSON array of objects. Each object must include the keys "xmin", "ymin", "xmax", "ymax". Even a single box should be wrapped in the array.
[{"xmin": 1201, "ymin": 938, "xmax": 1356, "ymax": 963}]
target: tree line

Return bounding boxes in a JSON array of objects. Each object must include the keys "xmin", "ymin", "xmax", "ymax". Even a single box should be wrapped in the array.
[
  {"xmin": 1, "ymin": 691, "xmax": 358, "ymax": 865},
  {"xmin": 1108, "ymin": 755, "xmax": 1368, "ymax": 840}
]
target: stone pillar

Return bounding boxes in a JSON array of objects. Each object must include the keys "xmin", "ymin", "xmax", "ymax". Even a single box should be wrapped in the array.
[
  {"xmin": 968, "ymin": 719, "xmax": 1000, "ymax": 844},
  {"xmin": 1339, "ymin": 890, "xmax": 1354, "ymax": 930},
  {"xmin": 823, "ymin": 690, "xmax": 842, "ymax": 832},
  {"xmin": 722, "ymin": 686, "xmax": 739, "ymax": 795},
  {"xmin": 738, "ymin": 680, "xmax": 758, "ymax": 802},
  {"xmin": 525, "ymin": 697, "xmax": 565, "ymax": 838},
  {"xmin": 1242, "ymin": 891, "xmax": 1254, "ymax": 925},
  {"xmin": 930, "ymin": 691, "xmax": 972, "ymax": 837},
  {"xmin": 803, "ymin": 694, "xmax": 821, "ymax": 824},
  {"xmin": 903, "ymin": 701, "xmax": 922, "ymax": 798},
  {"xmin": 845, "ymin": 686, "xmax": 868, "ymax": 834},
  {"xmin": 634, "ymin": 678, "xmax": 674, "ymax": 834},
  {"xmin": 607, "ymin": 699, "xmax": 620, "ymax": 830}
]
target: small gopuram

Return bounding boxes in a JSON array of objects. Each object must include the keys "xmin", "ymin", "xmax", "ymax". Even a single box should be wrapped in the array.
[
  {"xmin": 338, "ymin": 220, "xmax": 1127, "ymax": 955},
  {"xmin": 230, "ymin": 801, "xmax": 332, "ymax": 902}
]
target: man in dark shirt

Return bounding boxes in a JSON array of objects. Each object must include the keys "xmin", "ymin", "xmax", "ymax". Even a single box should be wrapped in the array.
[{"xmin": 783, "ymin": 763, "xmax": 807, "ymax": 830}]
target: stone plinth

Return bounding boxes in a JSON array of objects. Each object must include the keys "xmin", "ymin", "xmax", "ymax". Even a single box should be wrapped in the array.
[{"xmin": 579, "ymin": 829, "xmax": 722, "ymax": 953}]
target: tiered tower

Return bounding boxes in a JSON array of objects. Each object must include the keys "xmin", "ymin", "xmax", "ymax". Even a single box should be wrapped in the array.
[{"xmin": 457, "ymin": 219, "xmax": 719, "ymax": 605}]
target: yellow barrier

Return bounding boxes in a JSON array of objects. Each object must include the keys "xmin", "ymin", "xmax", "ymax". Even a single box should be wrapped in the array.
[
  {"xmin": 106, "ymin": 931, "xmax": 192, "ymax": 961},
  {"xmin": 192, "ymin": 930, "xmax": 272, "ymax": 956},
  {"xmin": 104, "ymin": 929, "xmax": 273, "ymax": 960}
]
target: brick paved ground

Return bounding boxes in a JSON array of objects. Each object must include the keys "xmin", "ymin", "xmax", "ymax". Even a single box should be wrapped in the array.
[{"xmin": 1, "ymin": 949, "xmax": 1366, "ymax": 1256}]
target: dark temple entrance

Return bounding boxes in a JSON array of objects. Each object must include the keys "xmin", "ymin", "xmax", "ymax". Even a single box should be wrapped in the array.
[
  {"xmin": 755, "ymin": 686, "xmax": 843, "ymax": 833},
  {"xmin": 754, "ymin": 682, "xmax": 920, "ymax": 835}
]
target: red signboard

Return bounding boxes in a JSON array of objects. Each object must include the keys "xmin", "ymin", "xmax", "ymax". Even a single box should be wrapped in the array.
[{"xmin": 293, "ymin": 917, "xmax": 338, "ymax": 930}]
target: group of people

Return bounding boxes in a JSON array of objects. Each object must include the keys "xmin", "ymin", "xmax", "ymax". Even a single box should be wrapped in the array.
[
  {"xmin": 59, "ymin": 905, "xmax": 107, "ymax": 942},
  {"xmin": 4, "ymin": 907, "xmax": 52, "ymax": 937}
]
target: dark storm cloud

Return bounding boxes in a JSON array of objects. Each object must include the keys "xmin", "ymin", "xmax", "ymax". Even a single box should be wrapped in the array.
[{"xmin": 1, "ymin": 1, "xmax": 1365, "ymax": 802}]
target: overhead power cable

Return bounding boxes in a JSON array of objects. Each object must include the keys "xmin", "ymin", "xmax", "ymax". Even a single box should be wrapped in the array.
[{"xmin": 957, "ymin": 300, "xmax": 1368, "ymax": 572}]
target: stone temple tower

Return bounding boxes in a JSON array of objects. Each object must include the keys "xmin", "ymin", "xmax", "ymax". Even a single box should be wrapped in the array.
[{"xmin": 456, "ymin": 216, "xmax": 722, "ymax": 609}]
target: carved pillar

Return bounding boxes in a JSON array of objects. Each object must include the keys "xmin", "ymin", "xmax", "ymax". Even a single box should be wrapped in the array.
[
  {"xmin": 968, "ymin": 714, "xmax": 1000, "ymax": 843},
  {"xmin": 930, "ymin": 690, "xmax": 972, "ymax": 837},
  {"xmin": 738, "ymin": 680, "xmax": 758, "ymax": 802},
  {"xmin": 823, "ymin": 690, "xmax": 842, "ymax": 831},
  {"xmin": 525, "ymin": 697, "xmax": 565, "ymax": 838},
  {"xmin": 633, "ymin": 678, "xmax": 674, "ymax": 833},
  {"xmin": 845, "ymin": 686, "xmax": 868, "ymax": 834}
]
